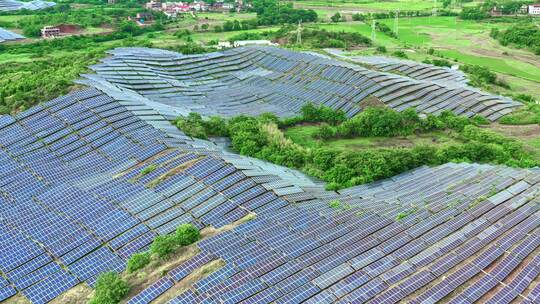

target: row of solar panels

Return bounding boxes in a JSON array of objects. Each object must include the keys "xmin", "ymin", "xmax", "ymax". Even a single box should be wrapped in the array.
[
  {"xmin": 325, "ymin": 49, "xmax": 469, "ymax": 87},
  {"xmin": 79, "ymin": 46, "xmax": 522, "ymax": 121},
  {"xmin": 0, "ymin": 0, "xmax": 54, "ymax": 11},
  {"xmin": 0, "ymin": 27, "xmax": 24, "ymax": 43}
]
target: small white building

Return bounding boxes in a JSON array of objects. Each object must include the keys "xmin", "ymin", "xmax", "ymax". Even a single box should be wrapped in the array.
[
  {"xmin": 218, "ymin": 40, "xmax": 278, "ymax": 49},
  {"xmin": 233, "ymin": 40, "xmax": 278, "ymax": 47},
  {"xmin": 41, "ymin": 26, "xmax": 60, "ymax": 38},
  {"xmin": 529, "ymin": 4, "xmax": 540, "ymax": 15}
]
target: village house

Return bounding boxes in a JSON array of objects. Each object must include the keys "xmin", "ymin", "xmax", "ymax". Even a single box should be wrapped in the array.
[
  {"xmin": 41, "ymin": 26, "xmax": 60, "ymax": 38},
  {"xmin": 128, "ymin": 12, "xmax": 154, "ymax": 25},
  {"xmin": 529, "ymin": 4, "xmax": 540, "ymax": 15},
  {"xmin": 145, "ymin": 0, "xmax": 161, "ymax": 10}
]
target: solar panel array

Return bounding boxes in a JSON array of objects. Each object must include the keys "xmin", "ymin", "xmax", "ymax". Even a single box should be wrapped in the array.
[
  {"xmin": 79, "ymin": 46, "xmax": 521, "ymax": 121},
  {"xmin": 132, "ymin": 162, "xmax": 540, "ymax": 304},
  {"xmin": 0, "ymin": 0, "xmax": 55, "ymax": 11},
  {"xmin": 0, "ymin": 87, "xmax": 538, "ymax": 302},
  {"xmin": 0, "ymin": 88, "xmax": 312, "ymax": 303},
  {"xmin": 0, "ymin": 27, "xmax": 24, "ymax": 43},
  {"xmin": 340, "ymin": 54, "xmax": 469, "ymax": 86}
]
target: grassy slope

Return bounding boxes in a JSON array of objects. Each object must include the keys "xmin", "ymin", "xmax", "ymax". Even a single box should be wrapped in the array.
[{"xmin": 285, "ymin": 124, "xmax": 463, "ymax": 150}]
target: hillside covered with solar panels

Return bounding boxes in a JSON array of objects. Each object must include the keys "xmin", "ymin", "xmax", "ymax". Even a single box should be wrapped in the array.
[
  {"xmin": 0, "ymin": 0, "xmax": 55, "ymax": 11},
  {"xmin": 1, "ymin": 45, "xmax": 539, "ymax": 304},
  {"xmin": 79, "ymin": 46, "xmax": 522, "ymax": 121}
]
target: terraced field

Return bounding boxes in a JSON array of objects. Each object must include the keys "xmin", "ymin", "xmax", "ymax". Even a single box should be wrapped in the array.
[
  {"xmin": 80, "ymin": 46, "xmax": 521, "ymax": 121},
  {"xmin": 1, "ymin": 46, "xmax": 539, "ymax": 304}
]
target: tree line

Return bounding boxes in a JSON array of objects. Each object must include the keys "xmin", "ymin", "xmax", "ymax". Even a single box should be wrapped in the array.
[{"xmin": 174, "ymin": 105, "xmax": 537, "ymax": 190}]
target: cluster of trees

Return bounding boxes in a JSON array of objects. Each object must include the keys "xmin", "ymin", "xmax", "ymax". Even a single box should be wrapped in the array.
[
  {"xmin": 490, "ymin": 24, "xmax": 540, "ymax": 55},
  {"xmin": 460, "ymin": 0, "xmax": 534, "ymax": 19},
  {"xmin": 313, "ymin": 107, "xmax": 487, "ymax": 140},
  {"xmin": 0, "ymin": 30, "xmax": 157, "ymax": 114},
  {"xmin": 459, "ymin": 7, "xmax": 490, "ymax": 20},
  {"xmin": 248, "ymin": 0, "xmax": 317, "ymax": 25},
  {"xmin": 422, "ymin": 58, "xmax": 452, "ymax": 67},
  {"xmin": 460, "ymin": 64, "xmax": 509, "ymax": 89},
  {"xmin": 90, "ymin": 224, "xmax": 200, "ymax": 304},
  {"xmin": 214, "ymin": 19, "xmax": 258, "ymax": 32},
  {"xmin": 282, "ymin": 28, "xmax": 371, "ymax": 48},
  {"xmin": 352, "ymin": 10, "xmax": 456, "ymax": 21},
  {"xmin": 375, "ymin": 21, "xmax": 397, "ymax": 38},
  {"xmin": 16, "ymin": 7, "xmax": 150, "ymax": 37},
  {"xmin": 174, "ymin": 105, "xmax": 536, "ymax": 190}
]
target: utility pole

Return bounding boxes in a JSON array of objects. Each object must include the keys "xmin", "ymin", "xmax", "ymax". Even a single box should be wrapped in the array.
[
  {"xmin": 297, "ymin": 20, "xmax": 302, "ymax": 45},
  {"xmin": 394, "ymin": 10, "xmax": 399, "ymax": 37},
  {"xmin": 371, "ymin": 19, "xmax": 376, "ymax": 41}
]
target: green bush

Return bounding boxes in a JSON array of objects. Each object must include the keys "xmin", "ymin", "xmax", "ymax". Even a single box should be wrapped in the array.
[
  {"xmin": 89, "ymin": 272, "xmax": 129, "ymax": 304},
  {"xmin": 150, "ymin": 235, "xmax": 177, "ymax": 258},
  {"xmin": 175, "ymin": 223, "xmax": 200, "ymax": 246},
  {"xmin": 126, "ymin": 252, "xmax": 151, "ymax": 273},
  {"xmin": 392, "ymin": 50, "xmax": 408, "ymax": 58},
  {"xmin": 300, "ymin": 103, "xmax": 346, "ymax": 125},
  {"xmin": 376, "ymin": 45, "xmax": 387, "ymax": 53},
  {"xmin": 315, "ymin": 123, "xmax": 337, "ymax": 140}
]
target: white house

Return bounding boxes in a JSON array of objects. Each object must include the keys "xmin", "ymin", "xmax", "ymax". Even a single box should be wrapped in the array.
[{"xmin": 529, "ymin": 4, "xmax": 540, "ymax": 15}]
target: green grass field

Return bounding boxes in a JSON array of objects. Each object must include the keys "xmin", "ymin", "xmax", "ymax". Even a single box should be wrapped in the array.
[
  {"xmin": 317, "ymin": 16, "xmax": 540, "ymax": 96},
  {"xmin": 285, "ymin": 124, "xmax": 462, "ymax": 150}
]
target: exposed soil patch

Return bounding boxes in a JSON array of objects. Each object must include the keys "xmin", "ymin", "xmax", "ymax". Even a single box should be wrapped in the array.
[
  {"xmin": 486, "ymin": 123, "xmax": 540, "ymax": 139},
  {"xmin": 359, "ymin": 95, "xmax": 387, "ymax": 108},
  {"xmin": 50, "ymin": 284, "xmax": 93, "ymax": 304}
]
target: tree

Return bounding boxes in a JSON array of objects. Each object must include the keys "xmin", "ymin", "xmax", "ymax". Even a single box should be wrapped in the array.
[
  {"xmin": 126, "ymin": 252, "xmax": 151, "ymax": 273},
  {"xmin": 150, "ymin": 235, "xmax": 177, "ymax": 258},
  {"xmin": 175, "ymin": 223, "xmax": 200, "ymax": 246},
  {"xmin": 201, "ymin": 23, "xmax": 209, "ymax": 31},
  {"xmin": 89, "ymin": 272, "xmax": 129, "ymax": 304},
  {"xmin": 331, "ymin": 12, "xmax": 342, "ymax": 22}
]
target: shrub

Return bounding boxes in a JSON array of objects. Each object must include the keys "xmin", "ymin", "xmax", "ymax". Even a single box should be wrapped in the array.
[
  {"xmin": 140, "ymin": 164, "xmax": 157, "ymax": 176},
  {"xmin": 315, "ymin": 123, "xmax": 337, "ymax": 140},
  {"xmin": 376, "ymin": 45, "xmax": 387, "ymax": 53},
  {"xmin": 471, "ymin": 115, "xmax": 490, "ymax": 125},
  {"xmin": 392, "ymin": 50, "xmax": 408, "ymax": 58},
  {"xmin": 175, "ymin": 223, "xmax": 200, "ymax": 246},
  {"xmin": 89, "ymin": 272, "xmax": 129, "ymax": 304},
  {"xmin": 150, "ymin": 235, "xmax": 177, "ymax": 258},
  {"xmin": 352, "ymin": 13, "xmax": 364, "ymax": 21},
  {"xmin": 300, "ymin": 103, "xmax": 346, "ymax": 125},
  {"xmin": 331, "ymin": 12, "xmax": 342, "ymax": 22},
  {"xmin": 126, "ymin": 252, "xmax": 151, "ymax": 273}
]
